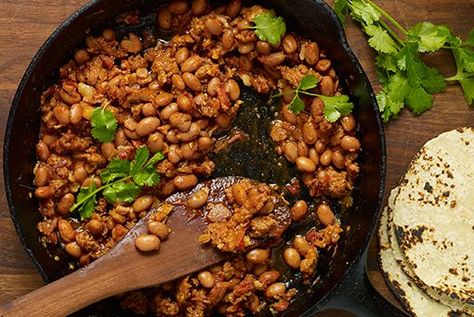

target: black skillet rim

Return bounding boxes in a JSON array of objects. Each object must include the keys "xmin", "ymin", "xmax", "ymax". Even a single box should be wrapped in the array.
[{"xmin": 3, "ymin": 0, "xmax": 387, "ymax": 312}]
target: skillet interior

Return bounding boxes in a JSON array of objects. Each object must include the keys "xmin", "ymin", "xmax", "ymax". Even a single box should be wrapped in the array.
[{"xmin": 3, "ymin": 0, "xmax": 386, "ymax": 315}]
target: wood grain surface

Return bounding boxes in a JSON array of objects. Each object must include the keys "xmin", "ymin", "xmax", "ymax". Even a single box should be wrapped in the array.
[{"xmin": 0, "ymin": 0, "xmax": 472, "ymax": 313}]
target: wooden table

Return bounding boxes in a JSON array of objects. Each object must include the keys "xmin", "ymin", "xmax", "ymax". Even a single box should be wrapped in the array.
[{"xmin": 0, "ymin": 0, "xmax": 472, "ymax": 311}]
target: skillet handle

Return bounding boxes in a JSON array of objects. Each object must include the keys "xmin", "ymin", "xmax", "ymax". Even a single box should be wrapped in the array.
[{"xmin": 0, "ymin": 260, "xmax": 129, "ymax": 317}]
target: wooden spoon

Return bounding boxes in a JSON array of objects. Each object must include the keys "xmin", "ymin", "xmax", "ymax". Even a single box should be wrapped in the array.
[{"xmin": 0, "ymin": 177, "xmax": 290, "ymax": 317}]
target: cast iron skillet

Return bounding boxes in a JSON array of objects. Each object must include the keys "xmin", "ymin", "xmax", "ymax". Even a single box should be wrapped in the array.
[{"xmin": 3, "ymin": 0, "xmax": 386, "ymax": 316}]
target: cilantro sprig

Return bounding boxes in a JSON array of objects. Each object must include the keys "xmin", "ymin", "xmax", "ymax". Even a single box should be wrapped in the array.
[
  {"xmin": 250, "ymin": 12, "xmax": 286, "ymax": 46},
  {"xmin": 334, "ymin": 0, "xmax": 474, "ymax": 121},
  {"xmin": 274, "ymin": 74, "xmax": 354, "ymax": 123},
  {"xmin": 70, "ymin": 147, "xmax": 164, "ymax": 219},
  {"xmin": 91, "ymin": 107, "xmax": 117, "ymax": 143}
]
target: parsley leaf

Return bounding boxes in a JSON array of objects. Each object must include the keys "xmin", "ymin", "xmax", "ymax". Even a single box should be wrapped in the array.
[
  {"xmin": 91, "ymin": 108, "xmax": 117, "ymax": 143},
  {"xmin": 320, "ymin": 95, "xmax": 354, "ymax": 123},
  {"xmin": 252, "ymin": 12, "xmax": 286, "ymax": 45},
  {"xmin": 364, "ymin": 24, "xmax": 398, "ymax": 54},
  {"xmin": 71, "ymin": 183, "xmax": 98, "ymax": 220},
  {"xmin": 408, "ymin": 22, "xmax": 450, "ymax": 53},
  {"xmin": 103, "ymin": 181, "xmax": 140, "ymax": 204}
]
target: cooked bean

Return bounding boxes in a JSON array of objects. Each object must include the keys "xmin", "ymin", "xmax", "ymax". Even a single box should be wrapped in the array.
[
  {"xmin": 238, "ymin": 43, "xmax": 255, "ymax": 55},
  {"xmin": 293, "ymin": 236, "xmax": 311, "ymax": 256},
  {"xmin": 65, "ymin": 242, "xmax": 82, "ymax": 258},
  {"xmin": 168, "ymin": 0, "xmax": 189, "ymax": 14},
  {"xmin": 101, "ymin": 142, "xmax": 116, "ymax": 160},
  {"xmin": 156, "ymin": 92, "xmax": 174, "ymax": 107},
  {"xmin": 308, "ymin": 148, "xmax": 319, "ymax": 165},
  {"xmin": 161, "ymin": 102, "xmax": 179, "ymax": 120},
  {"xmin": 297, "ymin": 141, "xmax": 309, "ymax": 157},
  {"xmin": 238, "ymin": 55, "xmax": 253, "ymax": 72},
  {"xmin": 332, "ymin": 150, "xmax": 345, "ymax": 169},
  {"xmin": 320, "ymin": 76, "xmax": 335, "ymax": 96},
  {"xmin": 296, "ymin": 157, "xmax": 316, "ymax": 173},
  {"xmin": 231, "ymin": 183, "xmax": 247, "ymax": 205},
  {"xmin": 259, "ymin": 270, "xmax": 280, "ymax": 285},
  {"xmin": 173, "ymin": 174, "xmax": 198, "ymax": 190},
  {"xmin": 316, "ymin": 59, "xmax": 332, "ymax": 72},
  {"xmin": 102, "ymin": 28, "xmax": 116, "ymax": 41},
  {"xmin": 283, "ymin": 247, "xmax": 301, "ymax": 269},
  {"xmin": 175, "ymin": 47, "xmax": 189, "ymax": 64},
  {"xmin": 171, "ymin": 74, "xmax": 186, "ymax": 91},
  {"xmin": 225, "ymin": 79, "xmax": 240, "ymax": 101},
  {"xmin": 315, "ymin": 140, "xmax": 326, "ymax": 154},
  {"xmin": 320, "ymin": 149, "xmax": 333, "ymax": 166},
  {"xmin": 259, "ymin": 52, "xmax": 286, "ymax": 66},
  {"xmin": 341, "ymin": 135, "xmax": 361, "ymax": 152},
  {"xmin": 282, "ymin": 104, "xmax": 297, "ymax": 124},
  {"xmin": 57, "ymin": 193, "xmax": 75, "ymax": 215},
  {"xmin": 170, "ymin": 112, "xmax": 192, "ymax": 132},
  {"xmin": 177, "ymin": 122, "xmax": 200, "ymax": 141},
  {"xmin": 147, "ymin": 133, "xmax": 164, "ymax": 152},
  {"xmin": 35, "ymin": 186, "xmax": 54, "ymax": 199},
  {"xmin": 181, "ymin": 141, "xmax": 198, "ymax": 159},
  {"xmin": 182, "ymin": 55, "xmax": 202, "ymax": 73},
  {"xmin": 265, "ymin": 282, "xmax": 286, "ymax": 299},
  {"xmin": 82, "ymin": 176, "xmax": 102, "ymax": 188},
  {"xmin": 305, "ymin": 42, "xmax": 319, "ymax": 65},
  {"xmin": 183, "ymin": 72, "xmax": 202, "ymax": 91},
  {"xmin": 207, "ymin": 78, "xmax": 221, "ymax": 97},
  {"xmin": 192, "ymin": 0, "xmax": 207, "ymax": 16},
  {"xmin": 133, "ymin": 195, "xmax": 153, "ymax": 213},
  {"xmin": 177, "ymin": 95, "xmax": 193, "ymax": 112},
  {"xmin": 341, "ymin": 115, "xmax": 356, "ymax": 132},
  {"xmin": 53, "ymin": 104, "xmax": 70, "ymax": 124},
  {"xmin": 36, "ymin": 142, "xmax": 50, "ymax": 161},
  {"xmin": 215, "ymin": 114, "xmax": 231, "ymax": 130},
  {"xmin": 58, "ymin": 219, "xmax": 76, "ymax": 242},
  {"xmin": 73, "ymin": 49, "xmax": 90, "ymax": 65},
  {"xmin": 226, "ymin": 0, "xmax": 242, "ymax": 17},
  {"xmin": 157, "ymin": 8, "xmax": 173, "ymax": 30},
  {"xmin": 168, "ymin": 144, "xmax": 182, "ymax": 163},
  {"xmin": 222, "ymin": 30, "xmax": 234, "ymax": 50},
  {"xmin": 253, "ymin": 263, "xmax": 268, "ymax": 276},
  {"xmin": 41, "ymin": 135, "xmax": 57, "ymax": 146},
  {"xmin": 114, "ymin": 129, "xmax": 127, "ymax": 147},
  {"xmin": 290, "ymin": 200, "xmax": 308, "ymax": 221},
  {"xmin": 73, "ymin": 164, "xmax": 87, "ymax": 183},
  {"xmin": 120, "ymin": 33, "xmax": 142, "ymax": 53},
  {"xmin": 198, "ymin": 271, "xmax": 215, "ymax": 288},
  {"xmin": 86, "ymin": 219, "xmax": 103, "ymax": 236},
  {"xmin": 59, "ymin": 89, "xmax": 81, "ymax": 105},
  {"xmin": 69, "ymin": 103, "xmax": 83, "ymax": 124},
  {"xmin": 110, "ymin": 209, "xmax": 127, "ymax": 224},
  {"xmin": 302, "ymin": 122, "xmax": 318, "ymax": 144},
  {"xmin": 142, "ymin": 103, "xmax": 157, "ymax": 116},
  {"xmin": 283, "ymin": 141, "xmax": 298, "ymax": 163},
  {"xmin": 34, "ymin": 166, "xmax": 49, "ymax": 187},
  {"xmin": 187, "ymin": 187, "xmax": 209, "ymax": 208},
  {"xmin": 205, "ymin": 18, "xmax": 223, "ymax": 36},
  {"xmin": 135, "ymin": 234, "xmax": 161, "ymax": 252},
  {"xmin": 256, "ymin": 41, "xmax": 271, "ymax": 55},
  {"xmin": 112, "ymin": 224, "xmax": 128, "ymax": 241},
  {"xmin": 246, "ymin": 249, "xmax": 270, "ymax": 264},
  {"xmin": 136, "ymin": 117, "xmax": 160, "ymax": 137},
  {"xmin": 147, "ymin": 221, "xmax": 170, "ymax": 240},
  {"xmin": 198, "ymin": 136, "xmax": 213, "ymax": 151},
  {"xmin": 317, "ymin": 203, "xmax": 335, "ymax": 226},
  {"xmin": 282, "ymin": 34, "xmax": 298, "ymax": 54}
]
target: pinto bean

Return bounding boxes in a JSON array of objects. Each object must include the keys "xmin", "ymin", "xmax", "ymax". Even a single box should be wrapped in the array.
[
  {"xmin": 259, "ymin": 52, "xmax": 286, "ymax": 66},
  {"xmin": 320, "ymin": 76, "xmax": 335, "ymax": 96},
  {"xmin": 341, "ymin": 115, "xmax": 356, "ymax": 131},
  {"xmin": 226, "ymin": 0, "xmax": 242, "ymax": 18},
  {"xmin": 282, "ymin": 34, "xmax": 298, "ymax": 54},
  {"xmin": 256, "ymin": 41, "xmax": 271, "ymax": 55},
  {"xmin": 316, "ymin": 59, "xmax": 332, "ymax": 72},
  {"xmin": 156, "ymin": 92, "xmax": 174, "ymax": 107},
  {"xmin": 283, "ymin": 247, "xmax": 301, "ymax": 269},
  {"xmin": 192, "ymin": 0, "xmax": 207, "ymax": 16},
  {"xmin": 136, "ymin": 117, "xmax": 160, "ymax": 137},
  {"xmin": 320, "ymin": 149, "xmax": 333, "ymax": 166},
  {"xmin": 305, "ymin": 42, "xmax": 319, "ymax": 65},
  {"xmin": 198, "ymin": 271, "xmax": 215, "ymax": 288},
  {"xmin": 168, "ymin": 145, "xmax": 182, "ymax": 164},
  {"xmin": 34, "ymin": 166, "xmax": 49, "ymax": 187},
  {"xmin": 205, "ymin": 18, "xmax": 223, "ymax": 36},
  {"xmin": 222, "ymin": 30, "xmax": 235, "ymax": 50},
  {"xmin": 297, "ymin": 141, "xmax": 309, "ymax": 157},
  {"xmin": 282, "ymin": 104, "xmax": 297, "ymax": 124},
  {"xmin": 147, "ymin": 222, "xmax": 170, "ymax": 240},
  {"xmin": 135, "ymin": 234, "xmax": 160, "ymax": 252},
  {"xmin": 317, "ymin": 203, "xmax": 335, "ymax": 226},
  {"xmin": 207, "ymin": 78, "xmax": 221, "ymax": 97},
  {"xmin": 147, "ymin": 133, "xmax": 165, "ymax": 152},
  {"xmin": 283, "ymin": 141, "xmax": 298, "ymax": 163},
  {"xmin": 168, "ymin": 0, "xmax": 189, "ymax": 14},
  {"xmin": 290, "ymin": 200, "xmax": 308, "ymax": 221},
  {"xmin": 120, "ymin": 33, "xmax": 142, "ymax": 53},
  {"xmin": 86, "ymin": 219, "xmax": 103, "ymax": 236},
  {"xmin": 238, "ymin": 42, "xmax": 255, "ymax": 55},
  {"xmin": 173, "ymin": 174, "xmax": 198, "ymax": 190},
  {"xmin": 171, "ymin": 74, "xmax": 186, "ymax": 91},
  {"xmin": 332, "ymin": 151, "xmax": 345, "ymax": 169},
  {"xmin": 157, "ymin": 8, "xmax": 173, "ymax": 30},
  {"xmin": 238, "ymin": 55, "xmax": 253, "ymax": 72},
  {"xmin": 58, "ymin": 219, "xmax": 76, "ymax": 242},
  {"xmin": 115, "ymin": 129, "xmax": 128, "ymax": 147},
  {"xmin": 102, "ymin": 28, "xmax": 116, "ymax": 41},
  {"xmin": 70, "ymin": 103, "xmax": 83, "ymax": 124},
  {"xmin": 35, "ymin": 186, "xmax": 54, "ymax": 199},
  {"xmin": 293, "ymin": 236, "xmax": 311, "ymax": 256},
  {"xmin": 74, "ymin": 49, "xmax": 89, "ymax": 65},
  {"xmin": 198, "ymin": 136, "xmax": 213, "ymax": 151},
  {"xmin": 175, "ymin": 47, "xmax": 189, "ymax": 64},
  {"xmin": 133, "ymin": 195, "xmax": 153, "ymax": 213},
  {"xmin": 302, "ymin": 122, "xmax": 318, "ymax": 144},
  {"xmin": 53, "ymin": 104, "xmax": 70, "ymax": 124},
  {"xmin": 341, "ymin": 136, "xmax": 360, "ymax": 152},
  {"xmin": 187, "ymin": 187, "xmax": 209, "ymax": 208},
  {"xmin": 215, "ymin": 114, "xmax": 231, "ymax": 130},
  {"xmin": 296, "ymin": 157, "xmax": 316, "ymax": 173},
  {"xmin": 259, "ymin": 271, "xmax": 280, "ymax": 285},
  {"xmin": 225, "ymin": 79, "xmax": 240, "ymax": 101},
  {"xmin": 161, "ymin": 103, "xmax": 179, "ymax": 120},
  {"xmin": 57, "ymin": 193, "xmax": 75, "ymax": 215},
  {"xmin": 181, "ymin": 55, "xmax": 202, "ymax": 73},
  {"xmin": 181, "ymin": 141, "xmax": 198, "ymax": 159},
  {"xmin": 177, "ymin": 122, "xmax": 200, "ymax": 142},
  {"xmin": 169, "ymin": 112, "xmax": 192, "ymax": 132},
  {"xmin": 246, "ymin": 249, "xmax": 270, "ymax": 264},
  {"xmin": 101, "ymin": 142, "xmax": 116, "ymax": 160},
  {"xmin": 265, "ymin": 283, "xmax": 286, "ymax": 299},
  {"xmin": 142, "ymin": 103, "xmax": 157, "ymax": 116},
  {"xmin": 65, "ymin": 242, "xmax": 82, "ymax": 258},
  {"xmin": 177, "ymin": 95, "xmax": 193, "ymax": 112},
  {"xmin": 182, "ymin": 72, "xmax": 202, "ymax": 91}
]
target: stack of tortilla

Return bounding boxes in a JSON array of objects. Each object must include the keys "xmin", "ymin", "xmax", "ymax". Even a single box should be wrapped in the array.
[{"xmin": 379, "ymin": 128, "xmax": 474, "ymax": 317}]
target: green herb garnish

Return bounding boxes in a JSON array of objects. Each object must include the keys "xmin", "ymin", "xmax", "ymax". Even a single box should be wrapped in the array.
[
  {"xmin": 334, "ymin": 0, "xmax": 474, "ymax": 121},
  {"xmin": 251, "ymin": 12, "xmax": 286, "ymax": 45},
  {"xmin": 274, "ymin": 74, "xmax": 354, "ymax": 123},
  {"xmin": 91, "ymin": 107, "xmax": 117, "ymax": 143},
  {"xmin": 70, "ymin": 147, "xmax": 164, "ymax": 219}
]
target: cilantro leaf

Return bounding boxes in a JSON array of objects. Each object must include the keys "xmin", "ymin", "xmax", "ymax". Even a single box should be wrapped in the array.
[
  {"xmin": 405, "ymin": 86, "xmax": 433, "ymax": 114},
  {"xmin": 146, "ymin": 151, "xmax": 166, "ymax": 167},
  {"xmin": 100, "ymin": 159, "xmax": 131, "ymax": 183},
  {"xmin": 364, "ymin": 24, "xmax": 398, "ymax": 54},
  {"xmin": 459, "ymin": 76, "xmax": 474, "ymax": 105},
  {"xmin": 91, "ymin": 108, "xmax": 117, "ymax": 143},
  {"xmin": 288, "ymin": 95, "xmax": 305, "ymax": 114},
  {"xmin": 458, "ymin": 47, "xmax": 474, "ymax": 73},
  {"xmin": 130, "ymin": 147, "xmax": 149, "ymax": 176},
  {"xmin": 133, "ymin": 166, "xmax": 161, "ymax": 187},
  {"xmin": 298, "ymin": 74, "xmax": 319, "ymax": 90},
  {"xmin": 333, "ymin": 0, "xmax": 349, "ymax": 23},
  {"xmin": 252, "ymin": 12, "xmax": 286, "ymax": 45},
  {"xmin": 319, "ymin": 95, "xmax": 354, "ymax": 123},
  {"xmin": 421, "ymin": 67, "xmax": 446, "ymax": 94},
  {"xmin": 466, "ymin": 30, "xmax": 474, "ymax": 47},
  {"xmin": 408, "ymin": 22, "xmax": 451, "ymax": 53},
  {"xmin": 349, "ymin": 0, "xmax": 380, "ymax": 25},
  {"xmin": 71, "ymin": 183, "xmax": 98, "ymax": 219},
  {"xmin": 103, "ymin": 181, "xmax": 140, "ymax": 204}
]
